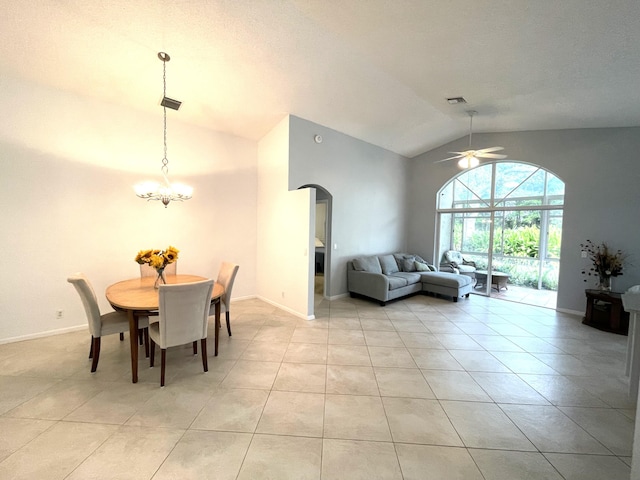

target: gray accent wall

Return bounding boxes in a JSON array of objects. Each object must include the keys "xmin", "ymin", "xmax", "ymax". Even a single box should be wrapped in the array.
[
  {"xmin": 407, "ymin": 127, "xmax": 640, "ymax": 313},
  {"xmin": 288, "ymin": 116, "xmax": 409, "ymax": 298}
]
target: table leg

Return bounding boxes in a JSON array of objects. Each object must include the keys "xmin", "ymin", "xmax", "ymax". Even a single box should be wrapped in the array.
[
  {"xmin": 214, "ymin": 300, "xmax": 221, "ymax": 356},
  {"xmin": 610, "ymin": 302, "xmax": 622, "ymax": 331},
  {"xmin": 585, "ymin": 295, "xmax": 594, "ymax": 324},
  {"xmin": 127, "ymin": 310, "xmax": 139, "ymax": 383}
]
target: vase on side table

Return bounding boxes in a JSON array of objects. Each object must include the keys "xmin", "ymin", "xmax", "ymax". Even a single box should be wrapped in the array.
[{"xmin": 599, "ymin": 275, "xmax": 612, "ymax": 292}]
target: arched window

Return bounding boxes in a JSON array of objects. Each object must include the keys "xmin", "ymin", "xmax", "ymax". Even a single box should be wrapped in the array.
[{"xmin": 437, "ymin": 162, "xmax": 564, "ymax": 302}]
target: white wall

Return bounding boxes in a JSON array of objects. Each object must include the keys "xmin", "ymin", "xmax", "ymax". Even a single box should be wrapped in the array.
[
  {"xmin": 407, "ymin": 127, "xmax": 640, "ymax": 314},
  {"xmin": 256, "ymin": 116, "xmax": 314, "ymax": 318},
  {"xmin": 288, "ymin": 116, "xmax": 409, "ymax": 298},
  {"xmin": 0, "ymin": 76, "xmax": 258, "ymax": 343}
]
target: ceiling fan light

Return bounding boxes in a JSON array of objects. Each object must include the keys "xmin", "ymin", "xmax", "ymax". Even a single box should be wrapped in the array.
[{"xmin": 457, "ymin": 155, "xmax": 479, "ymax": 169}]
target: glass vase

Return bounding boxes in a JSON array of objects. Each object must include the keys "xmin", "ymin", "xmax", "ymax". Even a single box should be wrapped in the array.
[
  {"xmin": 154, "ymin": 268, "xmax": 166, "ymax": 289},
  {"xmin": 598, "ymin": 275, "xmax": 612, "ymax": 292}
]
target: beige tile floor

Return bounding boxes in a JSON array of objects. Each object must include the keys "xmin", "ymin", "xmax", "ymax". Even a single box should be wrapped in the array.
[
  {"xmin": 474, "ymin": 284, "xmax": 558, "ymax": 310},
  {"xmin": 0, "ymin": 292, "xmax": 636, "ymax": 479}
]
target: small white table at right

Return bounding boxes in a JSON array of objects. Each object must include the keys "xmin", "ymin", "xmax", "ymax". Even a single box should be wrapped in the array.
[{"xmin": 622, "ymin": 288, "xmax": 640, "ymax": 399}]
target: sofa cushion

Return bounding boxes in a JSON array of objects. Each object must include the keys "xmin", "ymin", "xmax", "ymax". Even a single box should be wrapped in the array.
[
  {"xmin": 379, "ymin": 254, "xmax": 400, "ymax": 275},
  {"xmin": 457, "ymin": 264, "xmax": 476, "ymax": 273},
  {"xmin": 391, "ymin": 272, "xmax": 422, "ymax": 284},
  {"xmin": 415, "ymin": 260, "xmax": 436, "ymax": 272},
  {"xmin": 421, "ymin": 272, "xmax": 473, "ymax": 288},
  {"xmin": 387, "ymin": 275, "xmax": 408, "ymax": 290},
  {"xmin": 352, "ymin": 256, "xmax": 382, "ymax": 274}
]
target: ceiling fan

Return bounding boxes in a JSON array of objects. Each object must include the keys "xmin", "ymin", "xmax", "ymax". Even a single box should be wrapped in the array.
[{"xmin": 434, "ymin": 110, "xmax": 507, "ymax": 168}]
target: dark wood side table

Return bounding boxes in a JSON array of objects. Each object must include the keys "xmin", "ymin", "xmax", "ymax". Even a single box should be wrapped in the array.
[{"xmin": 583, "ymin": 289, "xmax": 630, "ymax": 335}]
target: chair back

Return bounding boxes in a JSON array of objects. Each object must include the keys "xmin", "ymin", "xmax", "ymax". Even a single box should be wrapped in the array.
[
  {"xmin": 444, "ymin": 250, "xmax": 464, "ymax": 264},
  {"xmin": 217, "ymin": 262, "xmax": 239, "ymax": 309},
  {"xmin": 157, "ymin": 279, "xmax": 214, "ymax": 349},
  {"xmin": 67, "ymin": 273, "xmax": 101, "ymax": 336},
  {"xmin": 140, "ymin": 262, "xmax": 177, "ymax": 277}
]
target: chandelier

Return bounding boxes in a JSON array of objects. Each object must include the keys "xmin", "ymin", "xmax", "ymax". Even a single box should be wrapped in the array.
[{"xmin": 135, "ymin": 52, "xmax": 193, "ymax": 207}]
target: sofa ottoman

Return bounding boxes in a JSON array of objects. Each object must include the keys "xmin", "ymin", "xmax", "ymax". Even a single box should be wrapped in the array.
[{"xmin": 421, "ymin": 272, "xmax": 473, "ymax": 302}]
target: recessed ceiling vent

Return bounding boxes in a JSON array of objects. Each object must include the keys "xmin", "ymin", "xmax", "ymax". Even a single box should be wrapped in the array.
[
  {"xmin": 446, "ymin": 96, "xmax": 467, "ymax": 105},
  {"xmin": 161, "ymin": 96, "xmax": 182, "ymax": 110}
]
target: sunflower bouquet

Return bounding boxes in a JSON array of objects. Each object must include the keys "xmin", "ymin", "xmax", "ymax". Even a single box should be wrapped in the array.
[{"xmin": 135, "ymin": 246, "xmax": 179, "ymax": 272}]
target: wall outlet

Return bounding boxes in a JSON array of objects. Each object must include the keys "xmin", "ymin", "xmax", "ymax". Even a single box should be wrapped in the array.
[
  {"xmin": 281, "ymin": 291, "xmax": 285, "ymax": 298},
  {"xmin": 56, "ymin": 309, "xmax": 63, "ymax": 319}
]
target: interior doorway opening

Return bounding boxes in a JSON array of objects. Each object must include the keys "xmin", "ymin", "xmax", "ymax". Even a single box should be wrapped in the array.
[
  {"xmin": 299, "ymin": 184, "xmax": 332, "ymax": 305},
  {"xmin": 436, "ymin": 162, "xmax": 564, "ymax": 309}
]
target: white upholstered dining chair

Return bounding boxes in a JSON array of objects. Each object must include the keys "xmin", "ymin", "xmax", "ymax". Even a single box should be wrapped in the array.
[
  {"xmin": 149, "ymin": 279, "xmax": 214, "ymax": 386},
  {"xmin": 67, "ymin": 273, "xmax": 149, "ymax": 373},
  {"xmin": 210, "ymin": 262, "xmax": 239, "ymax": 336}
]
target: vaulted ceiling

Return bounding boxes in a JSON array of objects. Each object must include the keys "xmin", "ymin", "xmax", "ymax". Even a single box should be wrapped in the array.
[{"xmin": 2, "ymin": 0, "xmax": 639, "ymax": 158}]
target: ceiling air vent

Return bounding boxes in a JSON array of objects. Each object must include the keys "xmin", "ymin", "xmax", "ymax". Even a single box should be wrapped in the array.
[{"xmin": 446, "ymin": 96, "xmax": 467, "ymax": 105}]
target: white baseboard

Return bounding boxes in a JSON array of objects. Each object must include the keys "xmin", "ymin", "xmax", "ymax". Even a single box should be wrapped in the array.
[
  {"xmin": 256, "ymin": 296, "xmax": 315, "ymax": 320},
  {"xmin": 229, "ymin": 294, "xmax": 256, "ymax": 303},
  {"xmin": 0, "ymin": 324, "xmax": 87, "ymax": 345},
  {"xmin": 556, "ymin": 307, "xmax": 583, "ymax": 317},
  {"xmin": 326, "ymin": 292, "xmax": 349, "ymax": 301}
]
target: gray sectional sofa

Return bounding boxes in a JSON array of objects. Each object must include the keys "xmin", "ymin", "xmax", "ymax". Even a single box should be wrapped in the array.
[{"xmin": 347, "ymin": 253, "xmax": 474, "ymax": 305}]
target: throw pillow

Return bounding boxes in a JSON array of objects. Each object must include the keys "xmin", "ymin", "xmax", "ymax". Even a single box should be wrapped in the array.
[
  {"xmin": 414, "ymin": 254, "xmax": 427, "ymax": 264},
  {"xmin": 352, "ymin": 256, "xmax": 382, "ymax": 274},
  {"xmin": 379, "ymin": 254, "xmax": 400, "ymax": 275},
  {"xmin": 402, "ymin": 256, "xmax": 417, "ymax": 272},
  {"xmin": 415, "ymin": 260, "xmax": 430, "ymax": 272}
]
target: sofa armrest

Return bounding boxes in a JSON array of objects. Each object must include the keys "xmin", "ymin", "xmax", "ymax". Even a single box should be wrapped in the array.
[
  {"xmin": 439, "ymin": 262, "xmax": 455, "ymax": 273},
  {"xmin": 462, "ymin": 259, "xmax": 477, "ymax": 268},
  {"xmin": 347, "ymin": 269, "xmax": 390, "ymax": 301},
  {"xmin": 439, "ymin": 263, "xmax": 460, "ymax": 274}
]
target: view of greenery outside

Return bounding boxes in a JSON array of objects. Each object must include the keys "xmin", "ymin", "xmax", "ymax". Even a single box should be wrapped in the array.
[
  {"xmin": 440, "ymin": 162, "xmax": 565, "ymax": 292},
  {"xmin": 454, "ymin": 214, "xmax": 561, "ymax": 291}
]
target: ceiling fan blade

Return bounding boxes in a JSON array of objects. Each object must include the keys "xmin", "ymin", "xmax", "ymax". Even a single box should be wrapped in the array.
[
  {"xmin": 433, "ymin": 154, "xmax": 464, "ymax": 164},
  {"xmin": 477, "ymin": 153, "xmax": 507, "ymax": 159},
  {"xmin": 475, "ymin": 146, "xmax": 504, "ymax": 154},
  {"xmin": 448, "ymin": 151, "xmax": 471, "ymax": 155}
]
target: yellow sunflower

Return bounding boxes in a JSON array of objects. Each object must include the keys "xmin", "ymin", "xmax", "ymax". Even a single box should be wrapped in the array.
[
  {"xmin": 149, "ymin": 254, "xmax": 165, "ymax": 269},
  {"xmin": 134, "ymin": 249, "xmax": 154, "ymax": 264},
  {"xmin": 164, "ymin": 245, "xmax": 179, "ymax": 263}
]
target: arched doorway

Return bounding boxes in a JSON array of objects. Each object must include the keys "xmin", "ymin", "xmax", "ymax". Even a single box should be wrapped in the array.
[
  {"xmin": 437, "ymin": 162, "xmax": 565, "ymax": 308},
  {"xmin": 298, "ymin": 184, "xmax": 333, "ymax": 305}
]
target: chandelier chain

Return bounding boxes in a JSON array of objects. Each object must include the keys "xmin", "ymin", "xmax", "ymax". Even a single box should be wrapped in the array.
[{"xmin": 161, "ymin": 59, "xmax": 169, "ymax": 175}]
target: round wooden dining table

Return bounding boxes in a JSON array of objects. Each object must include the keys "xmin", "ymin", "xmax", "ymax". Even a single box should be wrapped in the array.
[{"xmin": 106, "ymin": 274, "xmax": 225, "ymax": 383}]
